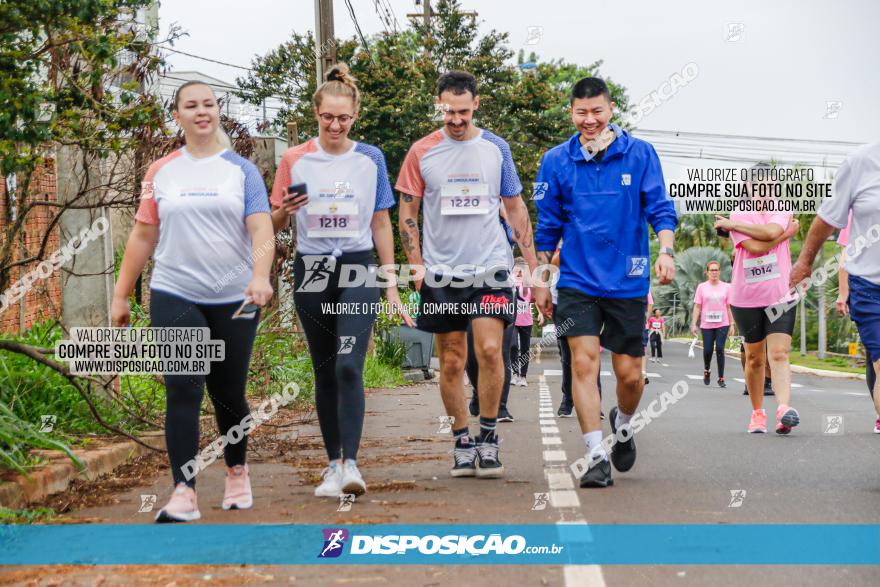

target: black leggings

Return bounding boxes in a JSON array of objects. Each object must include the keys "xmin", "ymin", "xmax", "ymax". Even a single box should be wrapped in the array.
[
  {"xmin": 554, "ymin": 304, "xmax": 600, "ymax": 400},
  {"xmin": 511, "ymin": 324, "xmax": 532, "ymax": 377},
  {"xmin": 650, "ymin": 332, "xmax": 663, "ymax": 358},
  {"xmin": 467, "ymin": 321, "xmax": 513, "ymax": 409},
  {"xmin": 701, "ymin": 326, "xmax": 729, "ymax": 377},
  {"xmin": 867, "ymin": 351, "xmax": 876, "ymax": 397},
  {"xmin": 293, "ymin": 251, "xmax": 379, "ymax": 462},
  {"xmin": 150, "ymin": 289, "xmax": 259, "ymax": 488}
]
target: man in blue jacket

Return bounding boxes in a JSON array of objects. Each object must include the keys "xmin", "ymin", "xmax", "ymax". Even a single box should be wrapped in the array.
[{"xmin": 534, "ymin": 77, "xmax": 678, "ymax": 488}]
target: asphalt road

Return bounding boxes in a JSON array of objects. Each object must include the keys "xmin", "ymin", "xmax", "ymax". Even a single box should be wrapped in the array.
[{"xmin": 3, "ymin": 340, "xmax": 878, "ymax": 586}]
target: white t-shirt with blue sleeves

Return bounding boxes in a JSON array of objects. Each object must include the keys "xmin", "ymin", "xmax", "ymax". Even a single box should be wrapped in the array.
[
  {"xmin": 135, "ymin": 147, "xmax": 271, "ymax": 304},
  {"xmin": 395, "ymin": 128, "xmax": 523, "ymax": 278},
  {"xmin": 271, "ymin": 139, "xmax": 394, "ymax": 256}
]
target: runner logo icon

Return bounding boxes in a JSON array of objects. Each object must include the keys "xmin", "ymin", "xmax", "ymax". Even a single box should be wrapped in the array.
[
  {"xmin": 298, "ymin": 255, "xmax": 335, "ymax": 293},
  {"xmin": 338, "ymin": 336, "xmax": 356, "ymax": 355},
  {"xmin": 319, "ymin": 528, "xmax": 349, "ymax": 558}
]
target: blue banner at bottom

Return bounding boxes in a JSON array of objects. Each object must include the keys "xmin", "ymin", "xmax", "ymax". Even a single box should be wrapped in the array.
[{"xmin": 1, "ymin": 524, "xmax": 879, "ymax": 565}]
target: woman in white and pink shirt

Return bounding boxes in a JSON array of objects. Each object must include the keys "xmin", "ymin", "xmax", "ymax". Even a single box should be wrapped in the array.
[
  {"xmin": 690, "ymin": 260, "xmax": 735, "ymax": 388},
  {"xmin": 714, "ymin": 167, "xmax": 800, "ymax": 435}
]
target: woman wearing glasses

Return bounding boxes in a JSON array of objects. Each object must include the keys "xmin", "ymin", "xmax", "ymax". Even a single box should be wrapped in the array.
[
  {"xmin": 689, "ymin": 260, "xmax": 735, "ymax": 388},
  {"xmin": 270, "ymin": 64, "xmax": 412, "ymax": 499}
]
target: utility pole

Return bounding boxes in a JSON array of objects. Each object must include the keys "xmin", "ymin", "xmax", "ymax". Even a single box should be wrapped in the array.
[{"xmin": 315, "ymin": 0, "xmax": 336, "ymax": 85}]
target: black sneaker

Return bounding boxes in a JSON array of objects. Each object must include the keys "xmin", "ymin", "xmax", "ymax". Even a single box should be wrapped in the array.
[
  {"xmin": 644, "ymin": 375, "xmax": 650, "ymax": 385},
  {"xmin": 703, "ymin": 370, "xmax": 711, "ymax": 385},
  {"xmin": 608, "ymin": 406, "xmax": 636, "ymax": 473},
  {"xmin": 468, "ymin": 397, "xmax": 479, "ymax": 417},
  {"xmin": 718, "ymin": 377, "xmax": 726, "ymax": 388},
  {"xmin": 579, "ymin": 458, "xmax": 614, "ymax": 488},
  {"xmin": 497, "ymin": 407, "xmax": 514, "ymax": 422},
  {"xmin": 764, "ymin": 379, "xmax": 774, "ymax": 396},
  {"xmin": 600, "ymin": 410, "xmax": 605, "ymax": 421},
  {"xmin": 743, "ymin": 386, "xmax": 749, "ymax": 395},
  {"xmin": 475, "ymin": 434, "xmax": 504, "ymax": 478},
  {"xmin": 557, "ymin": 396, "xmax": 574, "ymax": 418},
  {"xmin": 450, "ymin": 441, "xmax": 476, "ymax": 477}
]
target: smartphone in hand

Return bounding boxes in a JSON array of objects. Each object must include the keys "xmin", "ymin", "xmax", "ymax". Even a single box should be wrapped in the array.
[
  {"xmin": 232, "ymin": 298, "xmax": 260, "ymax": 320},
  {"xmin": 284, "ymin": 183, "xmax": 308, "ymax": 207}
]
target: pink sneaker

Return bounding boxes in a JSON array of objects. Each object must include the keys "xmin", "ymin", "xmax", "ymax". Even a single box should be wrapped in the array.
[
  {"xmin": 155, "ymin": 483, "xmax": 200, "ymax": 523},
  {"xmin": 776, "ymin": 404, "xmax": 800, "ymax": 435},
  {"xmin": 222, "ymin": 464, "xmax": 253, "ymax": 510},
  {"xmin": 873, "ymin": 417, "xmax": 880, "ymax": 434},
  {"xmin": 748, "ymin": 409, "xmax": 767, "ymax": 434}
]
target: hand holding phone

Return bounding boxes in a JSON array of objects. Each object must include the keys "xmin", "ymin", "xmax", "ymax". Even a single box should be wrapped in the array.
[
  {"xmin": 282, "ymin": 182, "xmax": 309, "ymax": 214},
  {"xmin": 232, "ymin": 297, "xmax": 260, "ymax": 320}
]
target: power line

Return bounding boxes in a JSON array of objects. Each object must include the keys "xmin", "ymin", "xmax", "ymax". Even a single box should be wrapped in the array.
[
  {"xmin": 158, "ymin": 46, "xmax": 253, "ymax": 72},
  {"xmin": 344, "ymin": 0, "xmax": 370, "ymax": 54}
]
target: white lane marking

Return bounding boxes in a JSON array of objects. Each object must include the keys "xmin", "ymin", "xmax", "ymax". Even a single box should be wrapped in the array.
[
  {"xmin": 846, "ymin": 392, "xmax": 866, "ymax": 396},
  {"xmin": 544, "ymin": 369, "xmax": 563, "ymax": 376},
  {"xmin": 547, "ymin": 471, "xmax": 575, "ymax": 490},
  {"xmin": 543, "ymin": 450, "xmax": 567, "ymax": 461},
  {"xmin": 686, "ymin": 374, "xmax": 703, "ymax": 380},
  {"xmin": 550, "ymin": 490, "xmax": 580, "ymax": 508},
  {"xmin": 537, "ymin": 374, "xmax": 605, "ymax": 587},
  {"xmin": 564, "ymin": 564, "xmax": 606, "ymax": 587}
]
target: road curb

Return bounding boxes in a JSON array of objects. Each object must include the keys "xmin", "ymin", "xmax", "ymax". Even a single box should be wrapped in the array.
[
  {"xmin": 0, "ymin": 432, "xmax": 165, "ymax": 509},
  {"xmin": 672, "ymin": 339, "xmax": 867, "ymax": 380}
]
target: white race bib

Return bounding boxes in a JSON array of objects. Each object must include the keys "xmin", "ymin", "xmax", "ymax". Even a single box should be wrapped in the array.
[
  {"xmin": 440, "ymin": 183, "xmax": 491, "ymax": 215},
  {"xmin": 306, "ymin": 201, "xmax": 359, "ymax": 237},
  {"xmin": 705, "ymin": 310, "xmax": 723, "ymax": 323},
  {"xmin": 742, "ymin": 253, "xmax": 780, "ymax": 284}
]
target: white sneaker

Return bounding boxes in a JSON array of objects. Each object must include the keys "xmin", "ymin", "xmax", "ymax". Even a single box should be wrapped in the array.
[
  {"xmin": 315, "ymin": 462, "xmax": 343, "ymax": 497},
  {"xmin": 518, "ymin": 376, "xmax": 528, "ymax": 387},
  {"xmin": 341, "ymin": 460, "xmax": 367, "ymax": 496}
]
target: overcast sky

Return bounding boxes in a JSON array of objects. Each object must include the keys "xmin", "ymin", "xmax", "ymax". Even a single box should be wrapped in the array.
[{"xmin": 158, "ymin": 0, "xmax": 879, "ymax": 151}]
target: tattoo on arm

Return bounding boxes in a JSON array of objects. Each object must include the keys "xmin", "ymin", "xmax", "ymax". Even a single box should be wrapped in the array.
[
  {"xmin": 401, "ymin": 229, "xmax": 414, "ymax": 253},
  {"xmin": 402, "ymin": 193, "xmax": 413, "ymax": 203}
]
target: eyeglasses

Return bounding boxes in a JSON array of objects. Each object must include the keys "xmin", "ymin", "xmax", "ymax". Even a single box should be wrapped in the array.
[
  {"xmin": 708, "ymin": 268, "xmax": 720, "ymax": 271},
  {"xmin": 318, "ymin": 113, "xmax": 354, "ymax": 125}
]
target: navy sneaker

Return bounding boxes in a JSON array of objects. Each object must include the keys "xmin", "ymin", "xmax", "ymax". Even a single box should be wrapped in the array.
[{"xmin": 609, "ymin": 406, "xmax": 636, "ymax": 473}]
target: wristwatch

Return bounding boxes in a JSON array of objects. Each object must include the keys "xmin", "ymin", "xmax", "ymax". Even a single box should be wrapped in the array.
[{"xmin": 659, "ymin": 246, "xmax": 675, "ymax": 258}]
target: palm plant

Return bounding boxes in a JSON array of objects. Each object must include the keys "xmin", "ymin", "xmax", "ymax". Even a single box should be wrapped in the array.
[{"xmin": 653, "ymin": 247, "xmax": 732, "ymax": 335}]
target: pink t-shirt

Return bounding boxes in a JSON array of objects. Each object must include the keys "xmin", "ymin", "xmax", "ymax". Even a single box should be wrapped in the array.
[
  {"xmin": 514, "ymin": 281, "xmax": 533, "ymax": 326},
  {"xmin": 647, "ymin": 316, "xmax": 665, "ymax": 332},
  {"xmin": 693, "ymin": 281, "xmax": 731, "ymax": 329},
  {"xmin": 729, "ymin": 211, "xmax": 795, "ymax": 308}
]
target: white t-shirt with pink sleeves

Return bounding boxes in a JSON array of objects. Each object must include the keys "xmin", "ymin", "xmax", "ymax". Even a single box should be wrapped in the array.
[
  {"xmin": 693, "ymin": 280, "xmax": 731, "ymax": 329},
  {"xmin": 729, "ymin": 211, "xmax": 795, "ymax": 308}
]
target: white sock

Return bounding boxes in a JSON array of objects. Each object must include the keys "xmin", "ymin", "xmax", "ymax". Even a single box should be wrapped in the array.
[
  {"xmin": 615, "ymin": 408, "xmax": 634, "ymax": 431},
  {"xmin": 583, "ymin": 430, "xmax": 607, "ymax": 461}
]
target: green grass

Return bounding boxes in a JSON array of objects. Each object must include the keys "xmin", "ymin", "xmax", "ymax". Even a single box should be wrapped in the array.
[
  {"xmin": 789, "ymin": 353, "xmax": 865, "ymax": 374},
  {"xmin": 363, "ymin": 353, "xmax": 407, "ymax": 389},
  {"xmin": 0, "ymin": 506, "xmax": 58, "ymax": 524}
]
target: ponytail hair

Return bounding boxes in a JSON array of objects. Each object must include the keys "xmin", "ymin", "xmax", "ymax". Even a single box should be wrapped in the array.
[
  {"xmin": 215, "ymin": 127, "xmax": 232, "ymax": 149},
  {"xmin": 313, "ymin": 63, "xmax": 360, "ymax": 109}
]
